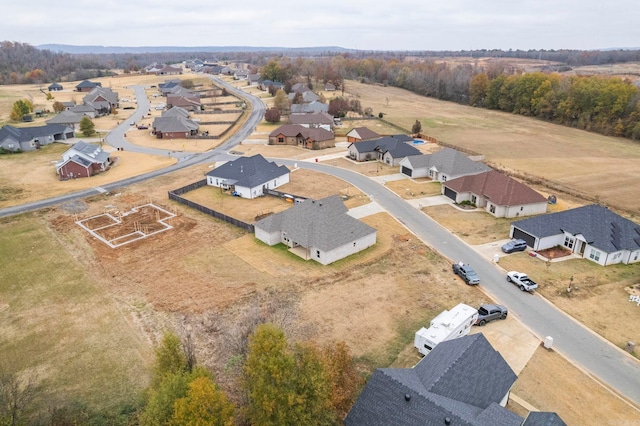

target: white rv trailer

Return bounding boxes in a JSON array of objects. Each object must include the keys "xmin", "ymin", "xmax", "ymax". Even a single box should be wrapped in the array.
[{"xmin": 414, "ymin": 303, "xmax": 478, "ymax": 356}]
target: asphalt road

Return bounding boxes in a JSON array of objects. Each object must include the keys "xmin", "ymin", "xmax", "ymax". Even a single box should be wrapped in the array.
[
  {"xmin": 1, "ymin": 77, "xmax": 639, "ymax": 407},
  {"xmin": 273, "ymin": 159, "xmax": 640, "ymax": 406}
]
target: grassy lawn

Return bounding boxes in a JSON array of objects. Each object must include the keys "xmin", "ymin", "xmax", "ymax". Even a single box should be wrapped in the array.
[
  {"xmin": 422, "ymin": 204, "xmax": 513, "ymax": 245},
  {"xmin": 0, "ymin": 213, "xmax": 153, "ymax": 416}
]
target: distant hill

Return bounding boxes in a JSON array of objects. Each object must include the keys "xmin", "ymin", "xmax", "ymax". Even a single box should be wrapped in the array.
[{"xmin": 37, "ymin": 44, "xmax": 355, "ymax": 55}]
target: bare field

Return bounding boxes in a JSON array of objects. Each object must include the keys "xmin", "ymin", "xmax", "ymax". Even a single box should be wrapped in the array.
[{"xmin": 342, "ymin": 79, "xmax": 640, "ymax": 213}]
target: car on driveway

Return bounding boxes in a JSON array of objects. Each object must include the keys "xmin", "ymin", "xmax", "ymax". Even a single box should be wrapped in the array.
[
  {"xmin": 475, "ymin": 303, "xmax": 508, "ymax": 326},
  {"xmin": 452, "ymin": 263, "xmax": 480, "ymax": 285},
  {"xmin": 501, "ymin": 239, "xmax": 528, "ymax": 253}
]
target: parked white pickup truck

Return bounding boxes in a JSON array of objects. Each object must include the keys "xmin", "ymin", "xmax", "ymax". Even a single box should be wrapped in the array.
[{"xmin": 506, "ymin": 271, "xmax": 538, "ymax": 292}]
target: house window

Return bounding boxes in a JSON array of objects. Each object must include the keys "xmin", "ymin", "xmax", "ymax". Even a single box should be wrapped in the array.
[
  {"xmin": 520, "ymin": 206, "xmax": 524, "ymax": 211},
  {"xmin": 471, "ymin": 195, "xmax": 477, "ymax": 204},
  {"xmin": 589, "ymin": 249, "xmax": 600, "ymax": 261},
  {"xmin": 564, "ymin": 236, "xmax": 574, "ymax": 250},
  {"xmin": 316, "ymin": 250, "xmax": 320, "ymax": 258},
  {"xmin": 353, "ymin": 242, "xmax": 356, "ymax": 247},
  {"xmin": 489, "ymin": 204, "xmax": 496, "ymax": 214},
  {"xmin": 278, "ymin": 137, "xmax": 284, "ymax": 143},
  {"xmin": 429, "ymin": 170, "xmax": 434, "ymax": 178},
  {"xmin": 442, "ymin": 176, "xmax": 447, "ymax": 182}
]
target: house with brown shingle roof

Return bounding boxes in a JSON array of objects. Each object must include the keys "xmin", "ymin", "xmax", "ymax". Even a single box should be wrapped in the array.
[
  {"xmin": 288, "ymin": 112, "xmax": 334, "ymax": 131},
  {"xmin": 346, "ymin": 127, "xmax": 381, "ymax": 142},
  {"xmin": 268, "ymin": 124, "xmax": 335, "ymax": 150},
  {"xmin": 442, "ymin": 170, "xmax": 547, "ymax": 218}
]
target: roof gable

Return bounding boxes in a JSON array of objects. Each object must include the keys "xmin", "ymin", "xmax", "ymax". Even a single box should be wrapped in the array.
[
  {"xmin": 512, "ymin": 204, "xmax": 640, "ymax": 253},
  {"xmin": 444, "ymin": 171, "xmax": 547, "ymax": 206},
  {"xmin": 404, "ymin": 148, "xmax": 492, "ymax": 176},
  {"xmin": 345, "ymin": 334, "xmax": 522, "ymax": 426},
  {"xmin": 255, "ymin": 195, "xmax": 376, "ymax": 252},
  {"xmin": 206, "ymin": 154, "xmax": 289, "ymax": 189}
]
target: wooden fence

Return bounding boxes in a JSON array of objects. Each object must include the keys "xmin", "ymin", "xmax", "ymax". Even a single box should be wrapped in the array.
[{"xmin": 167, "ymin": 180, "xmax": 255, "ymax": 232}]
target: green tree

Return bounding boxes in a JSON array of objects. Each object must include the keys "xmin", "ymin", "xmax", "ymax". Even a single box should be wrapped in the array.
[
  {"xmin": 153, "ymin": 332, "xmax": 189, "ymax": 385},
  {"xmin": 244, "ymin": 324, "xmax": 334, "ymax": 426},
  {"xmin": 9, "ymin": 99, "xmax": 33, "ymax": 121},
  {"xmin": 411, "ymin": 120, "xmax": 422, "ymax": 135},
  {"xmin": 273, "ymin": 89, "xmax": 290, "ymax": 114},
  {"xmin": 79, "ymin": 116, "xmax": 96, "ymax": 137},
  {"xmin": 469, "ymin": 73, "xmax": 489, "ymax": 107},
  {"xmin": 171, "ymin": 376, "xmax": 234, "ymax": 426},
  {"xmin": 262, "ymin": 60, "xmax": 282, "ymax": 82}
]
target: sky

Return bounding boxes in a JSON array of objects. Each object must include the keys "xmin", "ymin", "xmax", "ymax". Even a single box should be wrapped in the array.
[{"xmin": 3, "ymin": 0, "xmax": 640, "ymax": 51}]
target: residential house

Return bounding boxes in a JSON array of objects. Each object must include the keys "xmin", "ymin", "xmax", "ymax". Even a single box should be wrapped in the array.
[
  {"xmin": 268, "ymin": 124, "xmax": 335, "ymax": 150},
  {"xmin": 254, "ymin": 195, "xmax": 377, "ymax": 265},
  {"xmin": 205, "ymin": 154, "xmax": 290, "ymax": 199},
  {"xmin": 291, "ymin": 101, "xmax": 329, "ymax": 114},
  {"xmin": 248, "ymin": 73, "xmax": 261, "ymax": 85},
  {"xmin": 259, "ymin": 80, "xmax": 284, "ymax": 92},
  {"xmin": 399, "ymin": 148, "xmax": 492, "ymax": 182},
  {"xmin": 155, "ymin": 65, "xmax": 182, "ymax": 75},
  {"xmin": 56, "ymin": 141, "xmax": 111, "ymax": 179},
  {"xmin": 288, "ymin": 112, "xmax": 334, "ymax": 130},
  {"xmin": 166, "ymin": 94, "xmax": 201, "ymax": 111},
  {"xmin": 159, "ymin": 80, "xmax": 182, "ymax": 95},
  {"xmin": 45, "ymin": 110, "xmax": 85, "ymax": 130},
  {"xmin": 61, "ymin": 101, "xmax": 76, "ymax": 110},
  {"xmin": 152, "ymin": 112, "xmax": 199, "ymax": 139},
  {"xmin": 0, "ymin": 124, "xmax": 74, "ymax": 152},
  {"xmin": 291, "ymin": 83, "xmax": 311, "ymax": 93},
  {"xmin": 75, "ymin": 80, "xmax": 101, "ymax": 92},
  {"xmin": 346, "ymin": 127, "xmax": 380, "ymax": 143},
  {"xmin": 324, "ymin": 83, "xmax": 336, "ymax": 91},
  {"xmin": 442, "ymin": 171, "xmax": 548, "ymax": 218},
  {"xmin": 345, "ymin": 333, "xmax": 565, "ymax": 426},
  {"xmin": 348, "ymin": 135, "xmax": 422, "ymax": 166},
  {"xmin": 510, "ymin": 204, "xmax": 640, "ymax": 266},
  {"xmin": 233, "ymin": 70, "xmax": 249, "ymax": 80},
  {"xmin": 83, "ymin": 87, "xmax": 119, "ymax": 115},
  {"xmin": 288, "ymin": 90, "xmax": 320, "ymax": 103},
  {"xmin": 69, "ymin": 104, "xmax": 98, "ymax": 119},
  {"xmin": 48, "ymin": 83, "xmax": 63, "ymax": 91}
]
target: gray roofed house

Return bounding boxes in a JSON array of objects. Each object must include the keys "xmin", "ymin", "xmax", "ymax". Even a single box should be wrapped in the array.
[
  {"xmin": 345, "ymin": 333, "xmax": 563, "ymax": 426},
  {"xmin": 288, "ymin": 90, "xmax": 320, "ymax": 103},
  {"xmin": 254, "ymin": 195, "xmax": 377, "ymax": 265},
  {"xmin": 399, "ymin": 147, "xmax": 492, "ymax": 182},
  {"xmin": 510, "ymin": 204, "xmax": 640, "ymax": 266},
  {"xmin": 75, "ymin": 80, "xmax": 101, "ymax": 92},
  {"xmin": 162, "ymin": 106, "xmax": 191, "ymax": 119},
  {"xmin": 348, "ymin": 135, "xmax": 422, "ymax": 166},
  {"xmin": 46, "ymin": 110, "xmax": 85, "ymax": 130},
  {"xmin": 521, "ymin": 412, "xmax": 567, "ymax": 426},
  {"xmin": 290, "ymin": 101, "xmax": 329, "ymax": 114},
  {"xmin": 152, "ymin": 116, "xmax": 199, "ymax": 139},
  {"xmin": 288, "ymin": 112, "xmax": 334, "ymax": 130},
  {"xmin": 0, "ymin": 124, "xmax": 74, "ymax": 151},
  {"xmin": 56, "ymin": 141, "xmax": 112, "ymax": 179},
  {"xmin": 48, "ymin": 83, "xmax": 63, "ymax": 91},
  {"xmin": 69, "ymin": 104, "xmax": 98, "ymax": 118},
  {"xmin": 205, "ymin": 154, "xmax": 290, "ymax": 199}
]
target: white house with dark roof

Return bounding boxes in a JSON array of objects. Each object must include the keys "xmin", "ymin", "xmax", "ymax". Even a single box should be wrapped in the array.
[
  {"xmin": 346, "ymin": 127, "xmax": 380, "ymax": 143},
  {"xmin": 345, "ymin": 333, "xmax": 565, "ymax": 426},
  {"xmin": 205, "ymin": 154, "xmax": 290, "ymax": 199},
  {"xmin": 254, "ymin": 195, "xmax": 377, "ymax": 265},
  {"xmin": 442, "ymin": 170, "xmax": 548, "ymax": 218},
  {"xmin": 399, "ymin": 148, "xmax": 492, "ymax": 182},
  {"xmin": 510, "ymin": 204, "xmax": 640, "ymax": 266}
]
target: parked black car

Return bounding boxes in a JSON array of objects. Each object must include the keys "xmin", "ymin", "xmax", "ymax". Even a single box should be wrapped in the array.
[
  {"xmin": 475, "ymin": 304, "xmax": 508, "ymax": 326},
  {"xmin": 501, "ymin": 239, "xmax": 528, "ymax": 253}
]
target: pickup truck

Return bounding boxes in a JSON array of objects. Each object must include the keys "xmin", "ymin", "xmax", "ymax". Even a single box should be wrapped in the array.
[
  {"xmin": 475, "ymin": 303, "xmax": 508, "ymax": 326},
  {"xmin": 506, "ymin": 271, "xmax": 538, "ymax": 292},
  {"xmin": 452, "ymin": 263, "xmax": 480, "ymax": 285}
]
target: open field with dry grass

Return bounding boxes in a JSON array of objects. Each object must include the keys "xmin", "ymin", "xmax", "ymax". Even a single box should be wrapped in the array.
[{"xmin": 342, "ymin": 79, "xmax": 640, "ymax": 214}]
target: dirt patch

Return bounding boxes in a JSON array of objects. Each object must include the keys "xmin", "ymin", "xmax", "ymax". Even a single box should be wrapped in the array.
[
  {"xmin": 535, "ymin": 246, "xmax": 572, "ymax": 260},
  {"xmin": 511, "ymin": 346, "xmax": 640, "ymax": 425}
]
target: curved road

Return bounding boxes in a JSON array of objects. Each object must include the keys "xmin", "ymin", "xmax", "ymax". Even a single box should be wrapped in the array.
[{"xmin": 1, "ymin": 77, "xmax": 639, "ymax": 406}]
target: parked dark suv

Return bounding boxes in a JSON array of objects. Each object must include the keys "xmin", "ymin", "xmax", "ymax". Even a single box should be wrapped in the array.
[
  {"xmin": 475, "ymin": 303, "xmax": 508, "ymax": 326},
  {"xmin": 501, "ymin": 239, "xmax": 527, "ymax": 253}
]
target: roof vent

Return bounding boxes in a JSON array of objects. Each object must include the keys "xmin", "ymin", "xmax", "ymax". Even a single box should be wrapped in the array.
[
  {"xmin": 444, "ymin": 418, "xmax": 451, "ymax": 425},
  {"xmin": 404, "ymin": 393, "xmax": 411, "ymax": 401}
]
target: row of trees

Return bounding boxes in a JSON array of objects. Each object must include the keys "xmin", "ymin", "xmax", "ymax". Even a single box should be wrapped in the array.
[{"xmin": 137, "ymin": 326, "xmax": 362, "ymax": 426}]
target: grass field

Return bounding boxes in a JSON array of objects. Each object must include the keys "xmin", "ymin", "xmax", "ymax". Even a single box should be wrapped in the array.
[{"xmin": 0, "ymin": 213, "xmax": 153, "ymax": 417}]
